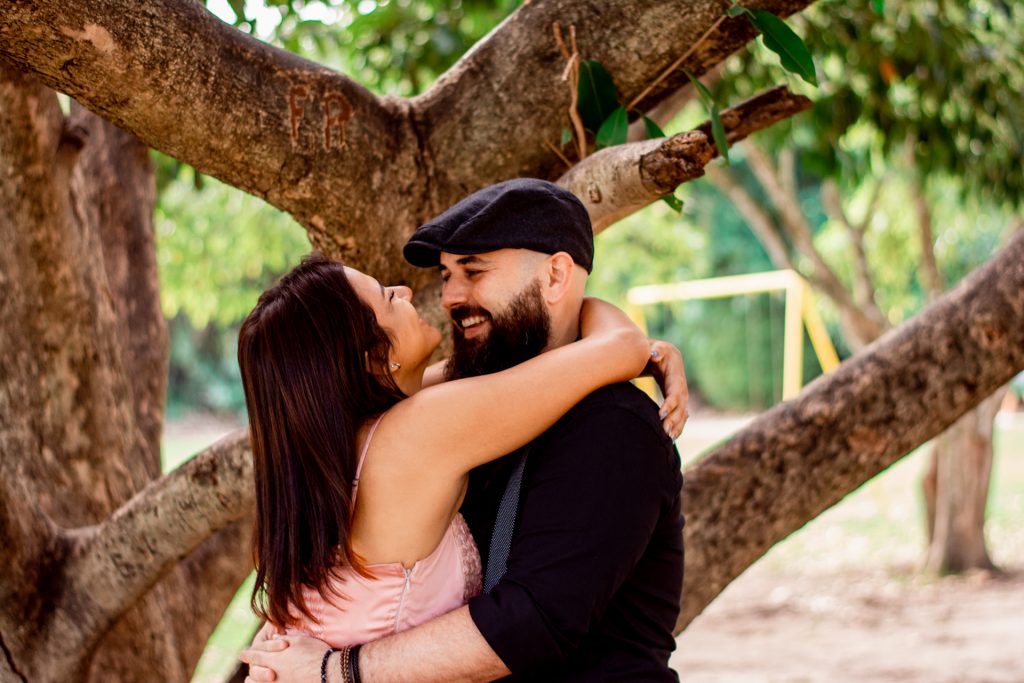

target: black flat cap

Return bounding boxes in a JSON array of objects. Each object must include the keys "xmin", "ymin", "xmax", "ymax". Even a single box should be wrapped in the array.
[{"xmin": 404, "ymin": 178, "xmax": 594, "ymax": 272}]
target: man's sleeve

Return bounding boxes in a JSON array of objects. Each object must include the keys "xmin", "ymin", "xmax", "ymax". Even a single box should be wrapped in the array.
[{"xmin": 467, "ymin": 402, "xmax": 677, "ymax": 674}]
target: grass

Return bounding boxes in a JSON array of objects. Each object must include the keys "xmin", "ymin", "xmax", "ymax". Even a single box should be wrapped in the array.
[{"xmin": 163, "ymin": 414, "xmax": 1024, "ymax": 682}]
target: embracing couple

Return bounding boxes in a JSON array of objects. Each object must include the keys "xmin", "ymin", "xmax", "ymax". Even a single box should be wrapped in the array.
[{"xmin": 238, "ymin": 179, "xmax": 686, "ymax": 682}]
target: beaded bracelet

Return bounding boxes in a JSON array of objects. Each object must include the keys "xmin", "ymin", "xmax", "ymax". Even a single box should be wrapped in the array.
[
  {"xmin": 339, "ymin": 646, "xmax": 352, "ymax": 682},
  {"xmin": 321, "ymin": 648, "xmax": 339, "ymax": 683}
]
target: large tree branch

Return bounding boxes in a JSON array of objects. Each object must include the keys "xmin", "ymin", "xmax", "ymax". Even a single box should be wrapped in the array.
[
  {"xmin": 559, "ymin": 133, "xmax": 715, "ymax": 233},
  {"xmin": 38, "ymin": 432, "xmax": 252, "ymax": 673},
  {"xmin": 679, "ymin": 229, "xmax": 1024, "ymax": 631},
  {"xmin": 0, "ymin": 0, "xmax": 821, "ymax": 287},
  {"xmin": 0, "ymin": 0, "xmax": 399, "ymax": 196},
  {"xmin": 412, "ymin": 0, "xmax": 817, "ymax": 205},
  {"xmin": 560, "ymin": 86, "xmax": 811, "ymax": 232},
  {"xmin": 0, "ymin": 0, "xmax": 428, "ymax": 283}
]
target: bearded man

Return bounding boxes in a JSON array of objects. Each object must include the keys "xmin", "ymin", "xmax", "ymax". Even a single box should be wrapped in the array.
[{"xmin": 243, "ymin": 178, "xmax": 687, "ymax": 682}]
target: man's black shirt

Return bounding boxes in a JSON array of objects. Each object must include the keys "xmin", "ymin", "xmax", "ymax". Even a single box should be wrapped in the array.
[{"xmin": 461, "ymin": 382, "xmax": 684, "ymax": 681}]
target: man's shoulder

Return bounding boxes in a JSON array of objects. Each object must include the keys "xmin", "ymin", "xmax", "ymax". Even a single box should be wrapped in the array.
[
  {"xmin": 544, "ymin": 382, "xmax": 672, "ymax": 451},
  {"xmin": 527, "ymin": 380, "xmax": 681, "ymax": 491},
  {"xmin": 568, "ymin": 382, "xmax": 662, "ymax": 423}
]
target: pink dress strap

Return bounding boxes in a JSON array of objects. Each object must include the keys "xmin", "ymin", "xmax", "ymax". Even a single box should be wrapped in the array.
[{"xmin": 352, "ymin": 413, "xmax": 386, "ymax": 504}]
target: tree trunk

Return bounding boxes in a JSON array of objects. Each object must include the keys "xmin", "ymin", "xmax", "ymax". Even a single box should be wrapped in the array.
[
  {"xmin": 922, "ymin": 388, "xmax": 1006, "ymax": 574},
  {"xmin": 0, "ymin": 66, "xmax": 251, "ymax": 682}
]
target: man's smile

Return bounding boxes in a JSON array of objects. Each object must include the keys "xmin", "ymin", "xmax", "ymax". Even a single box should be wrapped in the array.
[{"xmin": 457, "ymin": 314, "xmax": 490, "ymax": 338}]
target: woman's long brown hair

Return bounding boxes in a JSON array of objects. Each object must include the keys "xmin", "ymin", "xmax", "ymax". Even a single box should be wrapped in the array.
[{"xmin": 238, "ymin": 253, "xmax": 405, "ymax": 628}]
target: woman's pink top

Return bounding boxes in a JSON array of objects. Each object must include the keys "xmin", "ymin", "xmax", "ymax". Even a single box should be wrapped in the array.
[{"xmin": 286, "ymin": 415, "xmax": 483, "ymax": 647}]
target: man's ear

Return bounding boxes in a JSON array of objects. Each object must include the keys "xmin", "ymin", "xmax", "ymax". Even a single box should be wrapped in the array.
[{"xmin": 541, "ymin": 252, "xmax": 576, "ymax": 304}]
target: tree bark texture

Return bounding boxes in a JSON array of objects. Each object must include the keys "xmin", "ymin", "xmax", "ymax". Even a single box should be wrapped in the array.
[
  {"xmin": 679, "ymin": 230, "xmax": 1024, "ymax": 629},
  {"xmin": 0, "ymin": 66, "xmax": 251, "ymax": 682},
  {"xmin": 0, "ymin": 0, "xmax": 818, "ymax": 290}
]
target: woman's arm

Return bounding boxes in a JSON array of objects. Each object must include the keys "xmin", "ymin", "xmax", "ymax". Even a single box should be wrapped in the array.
[
  {"xmin": 423, "ymin": 336, "xmax": 689, "ymax": 435},
  {"xmin": 385, "ymin": 299, "xmax": 650, "ymax": 476}
]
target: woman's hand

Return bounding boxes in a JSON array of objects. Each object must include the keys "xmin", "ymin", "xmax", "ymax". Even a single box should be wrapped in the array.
[
  {"xmin": 252, "ymin": 620, "xmax": 282, "ymax": 645},
  {"xmin": 647, "ymin": 340, "xmax": 689, "ymax": 440},
  {"xmin": 240, "ymin": 633, "xmax": 330, "ymax": 683}
]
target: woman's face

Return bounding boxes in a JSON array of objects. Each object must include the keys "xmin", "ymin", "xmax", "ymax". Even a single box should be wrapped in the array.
[{"xmin": 344, "ymin": 267, "xmax": 441, "ymax": 372}]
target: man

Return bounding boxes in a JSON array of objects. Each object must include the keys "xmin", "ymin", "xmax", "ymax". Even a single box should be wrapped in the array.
[{"xmin": 243, "ymin": 178, "xmax": 685, "ymax": 681}]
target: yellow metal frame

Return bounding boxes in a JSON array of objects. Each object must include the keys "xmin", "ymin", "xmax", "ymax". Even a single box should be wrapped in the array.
[{"xmin": 627, "ymin": 270, "xmax": 840, "ymax": 401}]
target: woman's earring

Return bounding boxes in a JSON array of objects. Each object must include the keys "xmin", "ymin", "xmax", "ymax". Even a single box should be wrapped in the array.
[{"xmin": 390, "ymin": 361, "xmax": 401, "ymax": 371}]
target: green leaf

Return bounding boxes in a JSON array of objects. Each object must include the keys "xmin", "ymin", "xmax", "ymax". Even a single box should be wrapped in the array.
[
  {"xmin": 643, "ymin": 116, "xmax": 666, "ymax": 140},
  {"xmin": 561, "ymin": 127, "xmax": 573, "ymax": 146},
  {"xmin": 662, "ymin": 193, "xmax": 684, "ymax": 212},
  {"xmin": 871, "ymin": 0, "xmax": 885, "ymax": 15},
  {"xmin": 683, "ymin": 69, "xmax": 730, "ymax": 162},
  {"xmin": 682, "ymin": 69, "xmax": 714, "ymax": 106},
  {"xmin": 747, "ymin": 9, "xmax": 818, "ymax": 86},
  {"xmin": 710, "ymin": 103, "xmax": 730, "ymax": 164},
  {"xmin": 596, "ymin": 106, "xmax": 629, "ymax": 149},
  {"xmin": 577, "ymin": 60, "xmax": 621, "ymax": 133},
  {"xmin": 726, "ymin": 5, "xmax": 750, "ymax": 17}
]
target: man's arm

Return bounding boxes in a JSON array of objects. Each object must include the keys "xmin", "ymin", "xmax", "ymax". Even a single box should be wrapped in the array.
[
  {"xmin": 360, "ymin": 606, "xmax": 508, "ymax": 682},
  {"xmin": 240, "ymin": 607, "xmax": 508, "ymax": 683}
]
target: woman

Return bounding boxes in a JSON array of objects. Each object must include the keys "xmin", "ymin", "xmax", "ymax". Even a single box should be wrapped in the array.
[{"xmin": 238, "ymin": 253, "xmax": 677, "ymax": 649}]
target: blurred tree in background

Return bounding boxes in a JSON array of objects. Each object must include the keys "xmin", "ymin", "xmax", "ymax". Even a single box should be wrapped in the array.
[
  {"xmin": 154, "ymin": 159, "xmax": 310, "ymax": 417},
  {"xmin": 690, "ymin": 0, "xmax": 1023, "ymax": 573}
]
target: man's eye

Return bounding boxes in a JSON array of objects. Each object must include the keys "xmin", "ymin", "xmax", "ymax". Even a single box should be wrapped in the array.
[{"xmin": 465, "ymin": 270, "xmax": 481, "ymax": 278}]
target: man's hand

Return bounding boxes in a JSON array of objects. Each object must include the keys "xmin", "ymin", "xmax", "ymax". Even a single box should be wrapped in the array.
[
  {"xmin": 647, "ymin": 339, "xmax": 689, "ymax": 440},
  {"xmin": 239, "ymin": 633, "xmax": 328, "ymax": 683}
]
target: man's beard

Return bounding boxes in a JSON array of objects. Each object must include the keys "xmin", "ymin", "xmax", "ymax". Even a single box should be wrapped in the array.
[{"xmin": 444, "ymin": 280, "xmax": 552, "ymax": 381}]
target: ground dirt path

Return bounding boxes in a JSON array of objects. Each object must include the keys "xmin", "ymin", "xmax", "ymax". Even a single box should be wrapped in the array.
[
  {"xmin": 670, "ymin": 412, "xmax": 1024, "ymax": 683},
  {"xmin": 672, "ymin": 565, "xmax": 1024, "ymax": 682}
]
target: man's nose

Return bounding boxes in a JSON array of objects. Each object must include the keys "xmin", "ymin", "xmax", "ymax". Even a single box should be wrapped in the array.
[{"xmin": 441, "ymin": 279, "xmax": 467, "ymax": 311}]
